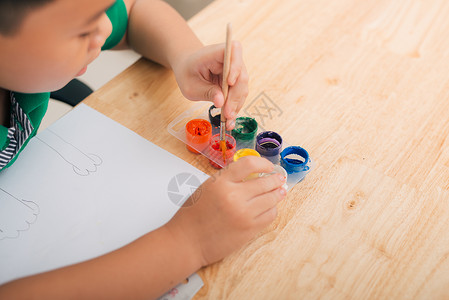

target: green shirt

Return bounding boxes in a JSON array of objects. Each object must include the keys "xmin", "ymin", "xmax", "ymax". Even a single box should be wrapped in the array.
[{"xmin": 0, "ymin": 0, "xmax": 128, "ymax": 171}]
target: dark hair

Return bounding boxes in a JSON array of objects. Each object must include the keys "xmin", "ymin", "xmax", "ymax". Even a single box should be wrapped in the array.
[{"xmin": 0, "ymin": 0, "xmax": 54, "ymax": 36}]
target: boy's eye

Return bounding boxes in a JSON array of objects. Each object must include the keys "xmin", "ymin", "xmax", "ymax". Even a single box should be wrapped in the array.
[
  {"xmin": 79, "ymin": 31, "xmax": 93, "ymax": 38},
  {"xmin": 79, "ymin": 26, "xmax": 99, "ymax": 38}
]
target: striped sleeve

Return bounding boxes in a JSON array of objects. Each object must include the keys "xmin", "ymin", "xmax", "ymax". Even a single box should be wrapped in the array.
[{"xmin": 0, "ymin": 93, "xmax": 34, "ymax": 170}]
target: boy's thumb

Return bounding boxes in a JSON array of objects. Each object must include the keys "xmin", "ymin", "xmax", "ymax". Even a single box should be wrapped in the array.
[{"xmin": 204, "ymin": 85, "xmax": 224, "ymax": 107}]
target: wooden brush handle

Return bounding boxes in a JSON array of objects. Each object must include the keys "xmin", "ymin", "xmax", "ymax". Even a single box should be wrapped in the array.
[{"xmin": 220, "ymin": 23, "xmax": 233, "ymax": 125}]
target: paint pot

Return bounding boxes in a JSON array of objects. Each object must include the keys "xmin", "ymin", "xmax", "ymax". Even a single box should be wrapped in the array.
[
  {"xmin": 208, "ymin": 133, "xmax": 236, "ymax": 168},
  {"xmin": 231, "ymin": 117, "xmax": 258, "ymax": 149},
  {"xmin": 259, "ymin": 164, "xmax": 288, "ymax": 190},
  {"xmin": 185, "ymin": 119, "xmax": 212, "ymax": 154},
  {"xmin": 233, "ymin": 148, "xmax": 261, "ymax": 162},
  {"xmin": 280, "ymin": 146, "xmax": 310, "ymax": 182},
  {"xmin": 256, "ymin": 131, "xmax": 283, "ymax": 164},
  {"xmin": 208, "ymin": 105, "xmax": 221, "ymax": 135},
  {"xmin": 208, "ymin": 105, "xmax": 221, "ymax": 127}
]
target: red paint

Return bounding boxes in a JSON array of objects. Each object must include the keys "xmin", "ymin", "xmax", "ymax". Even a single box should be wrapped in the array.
[
  {"xmin": 211, "ymin": 140, "xmax": 234, "ymax": 150},
  {"xmin": 208, "ymin": 134, "xmax": 236, "ymax": 168}
]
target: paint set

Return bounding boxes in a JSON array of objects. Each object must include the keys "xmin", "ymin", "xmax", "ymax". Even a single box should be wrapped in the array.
[{"xmin": 168, "ymin": 102, "xmax": 313, "ymax": 190}]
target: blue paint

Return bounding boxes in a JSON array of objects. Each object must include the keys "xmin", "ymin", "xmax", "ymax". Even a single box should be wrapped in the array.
[{"xmin": 280, "ymin": 146, "xmax": 309, "ymax": 174}]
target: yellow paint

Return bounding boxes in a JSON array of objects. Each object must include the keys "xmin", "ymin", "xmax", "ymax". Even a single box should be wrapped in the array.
[{"xmin": 233, "ymin": 148, "xmax": 261, "ymax": 162}]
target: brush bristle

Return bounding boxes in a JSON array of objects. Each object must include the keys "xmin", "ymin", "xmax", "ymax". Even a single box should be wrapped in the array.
[{"xmin": 220, "ymin": 140, "xmax": 227, "ymax": 162}]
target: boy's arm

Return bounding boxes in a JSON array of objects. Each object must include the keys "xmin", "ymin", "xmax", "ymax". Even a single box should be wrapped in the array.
[
  {"xmin": 112, "ymin": 0, "xmax": 249, "ymax": 130},
  {"xmin": 0, "ymin": 224, "xmax": 202, "ymax": 300},
  {"xmin": 115, "ymin": 0, "xmax": 203, "ymax": 69},
  {"xmin": 0, "ymin": 157, "xmax": 285, "ymax": 299}
]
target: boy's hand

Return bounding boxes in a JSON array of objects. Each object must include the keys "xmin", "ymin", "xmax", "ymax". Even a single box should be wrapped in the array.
[
  {"xmin": 172, "ymin": 41, "xmax": 249, "ymax": 130},
  {"xmin": 165, "ymin": 156, "xmax": 286, "ymax": 267}
]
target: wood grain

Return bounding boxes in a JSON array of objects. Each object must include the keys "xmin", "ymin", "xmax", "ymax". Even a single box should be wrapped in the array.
[{"xmin": 84, "ymin": 0, "xmax": 449, "ymax": 298}]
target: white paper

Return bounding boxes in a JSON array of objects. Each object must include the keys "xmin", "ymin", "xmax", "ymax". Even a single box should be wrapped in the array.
[
  {"xmin": 0, "ymin": 104, "xmax": 208, "ymax": 288},
  {"xmin": 158, "ymin": 273, "xmax": 204, "ymax": 300}
]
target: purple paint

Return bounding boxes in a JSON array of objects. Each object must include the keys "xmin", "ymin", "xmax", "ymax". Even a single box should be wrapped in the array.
[{"xmin": 256, "ymin": 131, "xmax": 283, "ymax": 157}]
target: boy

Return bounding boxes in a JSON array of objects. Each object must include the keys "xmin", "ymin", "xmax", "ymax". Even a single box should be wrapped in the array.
[{"xmin": 0, "ymin": 0, "xmax": 286, "ymax": 298}]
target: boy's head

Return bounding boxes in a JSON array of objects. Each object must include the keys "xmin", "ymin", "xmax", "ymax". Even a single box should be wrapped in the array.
[
  {"xmin": 0, "ymin": 0, "xmax": 55, "ymax": 37},
  {"xmin": 0, "ymin": 0, "xmax": 114, "ymax": 93}
]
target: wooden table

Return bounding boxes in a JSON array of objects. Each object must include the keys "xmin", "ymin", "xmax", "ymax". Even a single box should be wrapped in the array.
[{"xmin": 84, "ymin": 0, "xmax": 449, "ymax": 298}]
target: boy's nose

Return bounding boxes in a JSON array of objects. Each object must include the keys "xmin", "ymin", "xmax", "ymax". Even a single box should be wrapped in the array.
[{"xmin": 89, "ymin": 13, "xmax": 113, "ymax": 51}]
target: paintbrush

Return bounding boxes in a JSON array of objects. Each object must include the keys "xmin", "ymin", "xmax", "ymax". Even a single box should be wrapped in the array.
[{"xmin": 220, "ymin": 23, "xmax": 233, "ymax": 162}]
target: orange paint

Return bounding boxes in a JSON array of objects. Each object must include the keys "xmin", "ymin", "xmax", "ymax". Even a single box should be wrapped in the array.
[{"xmin": 185, "ymin": 119, "xmax": 212, "ymax": 154}]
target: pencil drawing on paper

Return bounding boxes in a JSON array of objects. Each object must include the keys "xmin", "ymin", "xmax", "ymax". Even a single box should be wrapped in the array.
[
  {"xmin": 36, "ymin": 129, "xmax": 103, "ymax": 176},
  {"xmin": 0, "ymin": 187, "xmax": 40, "ymax": 240}
]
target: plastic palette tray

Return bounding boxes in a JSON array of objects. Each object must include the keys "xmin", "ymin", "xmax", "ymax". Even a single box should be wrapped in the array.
[{"xmin": 167, "ymin": 102, "xmax": 314, "ymax": 190}]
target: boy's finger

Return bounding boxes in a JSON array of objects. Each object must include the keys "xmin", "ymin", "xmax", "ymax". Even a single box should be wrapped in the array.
[
  {"xmin": 205, "ymin": 85, "xmax": 224, "ymax": 106},
  {"xmin": 226, "ymin": 118, "xmax": 236, "ymax": 131},
  {"xmin": 199, "ymin": 43, "xmax": 225, "ymax": 75},
  {"xmin": 253, "ymin": 205, "xmax": 278, "ymax": 226},
  {"xmin": 228, "ymin": 41, "xmax": 243, "ymax": 85},
  {"xmin": 225, "ymin": 156, "xmax": 274, "ymax": 182},
  {"xmin": 249, "ymin": 187, "xmax": 285, "ymax": 218},
  {"xmin": 244, "ymin": 173, "xmax": 286, "ymax": 197},
  {"xmin": 225, "ymin": 83, "xmax": 248, "ymax": 122},
  {"xmin": 224, "ymin": 68, "xmax": 249, "ymax": 122},
  {"xmin": 185, "ymin": 81, "xmax": 224, "ymax": 105},
  {"xmin": 224, "ymin": 42, "xmax": 248, "ymax": 121}
]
